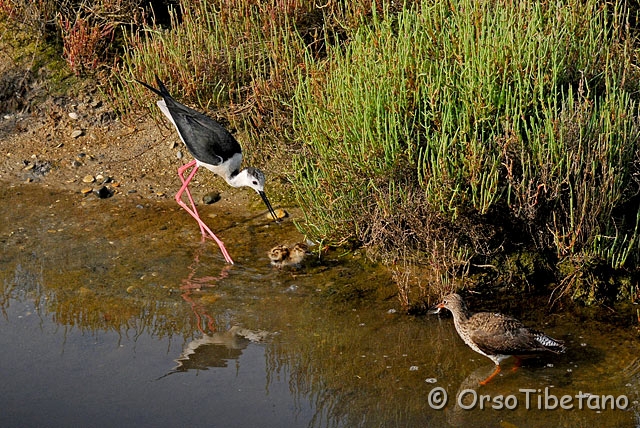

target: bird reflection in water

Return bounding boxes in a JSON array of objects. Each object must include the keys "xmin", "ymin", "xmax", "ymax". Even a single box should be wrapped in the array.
[
  {"xmin": 165, "ymin": 325, "xmax": 270, "ymax": 375},
  {"xmin": 157, "ymin": 247, "xmax": 270, "ymax": 378},
  {"xmin": 180, "ymin": 246, "xmax": 230, "ymax": 335}
]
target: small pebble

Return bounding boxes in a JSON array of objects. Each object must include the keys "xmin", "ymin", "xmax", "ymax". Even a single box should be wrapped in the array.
[
  {"xmin": 82, "ymin": 175, "xmax": 95, "ymax": 183},
  {"xmin": 203, "ymin": 191, "xmax": 221, "ymax": 204},
  {"xmin": 176, "ymin": 150, "xmax": 183, "ymax": 159},
  {"xmin": 80, "ymin": 187, "xmax": 93, "ymax": 194},
  {"xmin": 68, "ymin": 112, "xmax": 79, "ymax": 120},
  {"xmin": 409, "ymin": 366, "xmax": 419, "ymax": 371},
  {"xmin": 96, "ymin": 186, "xmax": 113, "ymax": 199},
  {"xmin": 71, "ymin": 129, "xmax": 84, "ymax": 138},
  {"xmin": 267, "ymin": 208, "xmax": 288, "ymax": 220}
]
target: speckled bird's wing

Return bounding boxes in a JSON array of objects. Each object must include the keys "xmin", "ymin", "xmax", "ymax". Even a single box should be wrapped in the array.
[{"xmin": 468, "ymin": 313, "xmax": 541, "ymax": 355}]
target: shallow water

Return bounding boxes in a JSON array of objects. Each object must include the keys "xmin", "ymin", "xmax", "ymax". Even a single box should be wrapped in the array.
[{"xmin": 1, "ymin": 184, "xmax": 639, "ymax": 427}]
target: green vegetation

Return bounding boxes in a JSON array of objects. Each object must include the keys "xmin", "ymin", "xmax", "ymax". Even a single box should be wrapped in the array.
[
  {"xmin": 291, "ymin": 0, "xmax": 640, "ymax": 306},
  {"xmin": 2, "ymin": 0, "xmax": 640, "ymax": 306}
]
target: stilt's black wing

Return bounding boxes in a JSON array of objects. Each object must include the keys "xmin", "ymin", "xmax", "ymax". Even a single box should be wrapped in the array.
[
  {"xmin": 137, "ymin": 76, "xmax": 241, "ymax": 166},
  {"xmin": 163, "ymin": 97, "xmax": 242, "ymax": 166}
]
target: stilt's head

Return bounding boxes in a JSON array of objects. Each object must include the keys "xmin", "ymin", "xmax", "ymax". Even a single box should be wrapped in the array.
[{"xmin": 235, "ymin": 167, "xmax": 278, "ymax": 221}]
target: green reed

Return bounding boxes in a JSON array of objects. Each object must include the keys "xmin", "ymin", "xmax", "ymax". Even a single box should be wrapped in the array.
[{"xmin": 292, "ymin": 0, "xmax": 640, "ymax": 289}]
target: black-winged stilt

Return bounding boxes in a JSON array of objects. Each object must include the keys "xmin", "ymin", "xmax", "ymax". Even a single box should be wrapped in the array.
[{"xmin": 137, "ymin": 76, "xmax": 278, "ymax": 264}]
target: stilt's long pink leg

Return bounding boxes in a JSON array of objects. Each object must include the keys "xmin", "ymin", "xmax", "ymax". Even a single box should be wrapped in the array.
[
  {"xmin": 175, "ymin": 160, "xmax": 234, "ymax": 264},
  {"xmin": 177, "ymin": 160, "xmax": 206, "ymax": 238}
]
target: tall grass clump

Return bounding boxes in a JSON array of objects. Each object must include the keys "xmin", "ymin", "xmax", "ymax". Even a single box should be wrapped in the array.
[
  {"xmin": 114, "ymin": 0, "xmax": 309, "ymax": 104},
  {"xmin": 109, "ymin": 0, "xmax": 392, "ymax": 170},
  {"xmin": 293, "ymin": 10, "xmax": 420, "ymax": 246},
  {"xmin": 292, "ymin": 0, "xmax": 640, "ymax": 304}
]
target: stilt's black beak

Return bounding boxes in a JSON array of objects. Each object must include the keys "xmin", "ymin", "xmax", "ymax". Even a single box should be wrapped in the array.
[{"xmin": 259, "ymin": 191, "xmax": 278, "ymax": 221}]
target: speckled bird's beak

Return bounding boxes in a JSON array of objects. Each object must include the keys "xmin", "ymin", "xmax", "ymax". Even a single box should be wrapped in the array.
[{"xmin": 428, "ymin": 301, "xmax": 445, "ymax": 315}]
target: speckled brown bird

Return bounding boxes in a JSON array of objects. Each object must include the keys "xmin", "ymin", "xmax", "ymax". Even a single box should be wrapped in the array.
[
  {"xmin": 436, "ymin": 293, "xmax": 566, "ymax": 385},
  {"xmin": 268, "ymin": 245, "xmax": 290, "ymax": 268},
  {"xmin": 268, "ymin": 243, "xmax": 309, "ymax": 269},
  {"xmin": 287, "ymin": 243, "xmax": 309, "ymax": 266}
]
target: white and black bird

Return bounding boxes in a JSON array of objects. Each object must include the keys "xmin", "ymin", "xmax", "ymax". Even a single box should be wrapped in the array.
[{"xmin": 137, "ymin": 76, "xmax": 278, "ymax": 264}]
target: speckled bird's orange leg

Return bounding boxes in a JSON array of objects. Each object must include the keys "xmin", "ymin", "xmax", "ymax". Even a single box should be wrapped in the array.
[
  {"xmin": 479, "ymin": 365, "xmax": 501, "ymax": 386},
  {"xmin": 511, "ymin": 356, "xmax": 523, "ymax": 372}
]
